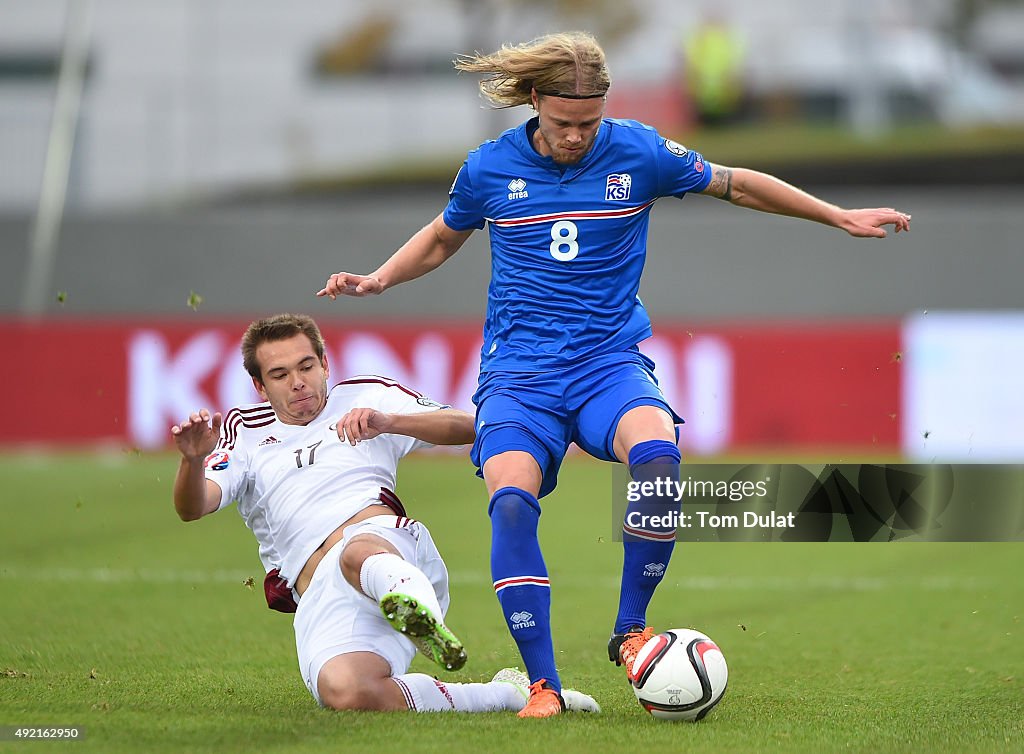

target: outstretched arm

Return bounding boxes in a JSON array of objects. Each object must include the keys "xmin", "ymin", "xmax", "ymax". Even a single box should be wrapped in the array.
[
  {"xmin": 701, "ymin": 164, "xmax": 911, "ymax": 238},
  {"xmin": 170, "ymin": 409, "xmax": 224, "ymax": 522},
  {"xmin": 336, "ymin": 407, "xmax": 475, "ymax": 447},
  {"xmin": 317, "ymin": 214, "xmax": 473, "ymax": 299}
]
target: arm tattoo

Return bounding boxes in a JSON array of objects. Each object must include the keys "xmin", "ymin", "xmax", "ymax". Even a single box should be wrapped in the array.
[{"xmin": 706, "ymin": 165, "xmax": 733, "ymax": 201}]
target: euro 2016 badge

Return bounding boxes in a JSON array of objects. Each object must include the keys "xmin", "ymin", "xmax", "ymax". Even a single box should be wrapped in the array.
[
  {"xmin": 605, "ymin": 173, "xmax": 631, "ymax": 201},
  {"xmin": 204, "ymin": 451, "xmax": 230, "ymax": 471}
]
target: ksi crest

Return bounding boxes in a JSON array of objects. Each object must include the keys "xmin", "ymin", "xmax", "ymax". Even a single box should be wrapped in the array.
[{"xmin": 605, "ymin": 173, "xmax": 631, "ymax": 201}]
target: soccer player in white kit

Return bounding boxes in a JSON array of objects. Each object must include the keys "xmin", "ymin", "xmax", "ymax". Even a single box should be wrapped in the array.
[{"xmin": 170, "ymin": 313, "xmax": 599, "ymax": 714}]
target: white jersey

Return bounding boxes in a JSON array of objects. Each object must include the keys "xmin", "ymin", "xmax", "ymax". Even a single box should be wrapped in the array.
[{"xmin": 202, "ymin": 376, "xmax": 445, "ymax": 586}]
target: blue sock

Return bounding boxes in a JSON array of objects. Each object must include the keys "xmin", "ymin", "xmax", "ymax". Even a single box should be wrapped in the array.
[
  {"xmin": 615, "ymin": 439, "xmax": 682, "ymax": 634},
  {"xmin": 489, "ymin": 487, "xmax": 560, "ymax": 693}
]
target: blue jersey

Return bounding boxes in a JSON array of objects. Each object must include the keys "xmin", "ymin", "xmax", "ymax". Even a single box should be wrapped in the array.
[{"xmin": 443, "ymin": 117, "xmax": 711, "ymax": 373}]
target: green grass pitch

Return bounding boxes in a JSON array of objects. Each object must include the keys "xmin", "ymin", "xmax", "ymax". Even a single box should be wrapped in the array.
[{"xmin": 1, "ymin": 451, "xmax": 1022, "ymax": 753}]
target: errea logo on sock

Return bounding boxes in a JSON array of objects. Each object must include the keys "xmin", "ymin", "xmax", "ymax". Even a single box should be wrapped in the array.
[
  {"xmin": 643, "ymin": 562, "xmax": 666, "ymax": 577},
  {"xmin": 509, "ymin": 611, "xmax": 536, "ymax": 630}
]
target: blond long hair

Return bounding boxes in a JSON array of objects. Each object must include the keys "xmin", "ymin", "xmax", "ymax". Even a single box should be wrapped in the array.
[{"xmin": 454, "ymin": 31, "xmax": 610, "ymax": 108}]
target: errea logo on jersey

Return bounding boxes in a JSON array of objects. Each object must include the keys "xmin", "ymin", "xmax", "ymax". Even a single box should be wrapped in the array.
[
  {"xmin": 606, "ymin": 173, "xmax": 631, "ymax": 200},
  {"xmin": 507, "ymin": 178, "xmax": 528, "ymax": 200}
]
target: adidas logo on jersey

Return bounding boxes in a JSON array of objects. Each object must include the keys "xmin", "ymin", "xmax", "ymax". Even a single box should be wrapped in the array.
[
  {"xmin": 507, "ymin": 178, "xmax": 528, "ymax": 200},
  {"xmin": 258, "ymin": 435, "xmax": 281, "ymax": 446}
]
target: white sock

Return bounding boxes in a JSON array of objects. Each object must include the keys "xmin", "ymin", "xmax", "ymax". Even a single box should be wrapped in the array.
[
  {"xmin": 359, "ymin": 553, "xmax": 444, "ymax": 619},
  {"xmin": 392, "ymin": 673, "xmax": 525, "ymax": 713}
]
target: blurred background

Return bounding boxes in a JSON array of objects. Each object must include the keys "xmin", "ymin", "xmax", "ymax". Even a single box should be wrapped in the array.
[{"xmin": 3, "ymin": 0, "xmax": 1023, "ymax": 460}]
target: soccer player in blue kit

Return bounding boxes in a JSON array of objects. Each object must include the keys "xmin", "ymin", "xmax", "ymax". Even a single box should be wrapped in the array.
[{"xmin": 319, "ymin": 32, "xmax": 911, "ymax": 717}]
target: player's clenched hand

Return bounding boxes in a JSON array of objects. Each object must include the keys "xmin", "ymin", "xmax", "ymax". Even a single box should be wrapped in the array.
[
  {"xmin": 316, "ymin": 272, "xmax": 384, "ymax": 299},
  {"xmin": 336, "ymin": 408, "xmax": 394, "ymax": 445},
  {"xmin": 838, "ymin": 208, "xmax": 911, "ymax": 238},
  {"xmin": 170, "ymin": 409, "xmax": 223, "ymax": 460}
]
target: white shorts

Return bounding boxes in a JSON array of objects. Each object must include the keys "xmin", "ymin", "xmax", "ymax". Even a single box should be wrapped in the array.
[{"xmin": 293, "ymin": 515, "xmax": 450, "ymax": 705}]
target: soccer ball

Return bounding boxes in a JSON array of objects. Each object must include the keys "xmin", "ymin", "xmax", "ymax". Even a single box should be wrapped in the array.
[{"xmin": 629, "ymin": 628, "xmax": 728, "ymax": 721}]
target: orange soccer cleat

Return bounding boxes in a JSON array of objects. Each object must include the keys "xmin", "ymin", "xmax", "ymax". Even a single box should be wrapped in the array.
[
  {"xmin": 609, "ymin": 626, "xmax": 654, "ymax": 678},
  {"xmin": 516, "ymin": 679, "xmax": 566, "ymax": 718}
]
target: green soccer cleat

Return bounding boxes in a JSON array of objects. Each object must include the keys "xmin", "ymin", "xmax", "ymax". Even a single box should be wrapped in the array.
[{"xmin": 380, "ymin": 592, "xmax": 467, "ymax": 671}]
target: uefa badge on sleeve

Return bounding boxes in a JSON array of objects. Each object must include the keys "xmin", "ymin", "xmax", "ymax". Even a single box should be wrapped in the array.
[{"xmin": 204, "ymin": 451, "xmax": 230, "ymax": 471}]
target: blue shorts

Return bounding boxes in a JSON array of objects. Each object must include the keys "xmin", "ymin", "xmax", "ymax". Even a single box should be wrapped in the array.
[{"xmin": 470, "ymin": 348, "xmax": 683, "ymax": 499}]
